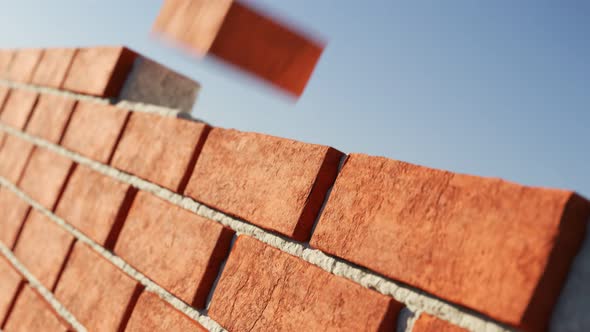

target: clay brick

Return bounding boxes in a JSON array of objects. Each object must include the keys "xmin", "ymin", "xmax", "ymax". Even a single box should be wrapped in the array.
[
  {"xmin": 412, "ymin": 314, "xmax": 467, "ymax": 332},
  {"xmin": 153, "ymin": 0, "xmax": 323, "ymax": 97},
  {"xmin": 0, "ymin": 188, "xmax": 31, "ymax": 249},
  {"xmin": 0, "ymin": 85, "xmax": 9, "ymax": 111},
  {"xmin": 125, "ymin": 292, "xmax": 207, "ymax": 332},
  {"xmin": 0, "ymin": 134, "xmax": 34, "ymax": 184},
  {"xmin": 185, "ymin": 128, "xmax": 342, "ymax": 241},
  {"xmin": 115, "ymin": 191, "xmax": 233, "ymax": 307},
  {"xmin": 0, "ymin": 257, "xmax": 23, "ymax": 325},
  {"xmin": 0, "ymin": 50, "xmax": 14, "ymax": 78},
  {"xmin": 31, "ymin": 48, "xmax": 77, "ymax": 88},
  {"xmin": 62, "ymin": 46, "xmax": 137, "ymax": 97},
  {"xmin": 19, "ymin": 148, "xmax": 75, "ymax": 211},
  {"xmin": 112, "ymin": 112, "xmax": 210, "ymax": 192},
  {"xmin": 6, "ymin": 49, "xmax": 43, "ymax": 83},
  {"xmin": 55, "ymin": 164, "xmax": 135, "ymax": 248},
  {"xmin": 55, "ymin": 242, "xmax": 143, "ymax": 332},
  {"xmin": 14, "ymin": 210, "xmax": 75, "ymax": 290},
  {"xmin": 61, "ymin": 101, "xmax": 130, "ymax": 163},
  {"xmin": 0, "ymin": 89, "xmax": 38, "ymax": 129},
  {"xmin": 25, "ymin": 94, "xmax": 76, "ymax": 143},
  {"xmin": 310, "ymin": 154, "xmax": 590, "ymax": 331},
  {"xmin": 209, "ymin": 236, "xmax": 400, "ymax": 331},
  {"xmin": 3, "ymin": 286, "xmax": 72, "ymax": 332}
]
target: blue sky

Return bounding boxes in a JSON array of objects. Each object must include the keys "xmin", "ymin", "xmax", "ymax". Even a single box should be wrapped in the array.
[{"xmin": 1, "ymin": 0, "xmax": 589, "ymax": 196}]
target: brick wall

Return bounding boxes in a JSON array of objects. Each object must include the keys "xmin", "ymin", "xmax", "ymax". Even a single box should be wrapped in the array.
[{"xmin": 0, "ymin": 46, "xmax": 589, "ymax": 332}]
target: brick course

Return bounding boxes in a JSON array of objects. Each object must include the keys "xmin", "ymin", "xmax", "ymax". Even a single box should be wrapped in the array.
[
  {"xmin": 0, "ymin": 134, "xmax": 34, "ymax": 184},
  {"xmin": 3, "ymin": 286, "xmax": 72, "ymax": 332},
  {"xmin": 0, "ymin": 188, "xmax": 30, "ymax": 249},
  {"xmin": 25, "ymin": 94, "xmax": 76, "ymax": 143},
  {"xmin": 31, "ymin": 48, "xmax": 77, "ymax": 88},
  {"xmin": 0, "ymin": 89, "xmax": 38, "ymax": 129},
  {"xmin": 0, "ymin": 257, "xmax": 23, "ymax": 326},
  {"xmin": 6, "ymin": 49, "xmax": 43, "ymax": 83}
]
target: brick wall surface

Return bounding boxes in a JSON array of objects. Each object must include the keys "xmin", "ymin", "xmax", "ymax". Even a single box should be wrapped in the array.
[{"xmin": 0, "ymin": 45, "xmax": 588, "ymax": 332}]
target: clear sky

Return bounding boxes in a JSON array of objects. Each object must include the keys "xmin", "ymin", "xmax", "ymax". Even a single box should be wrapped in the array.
[{"xmin": 1, "ymin": 0, "xmax": 589, "ymax": 196}]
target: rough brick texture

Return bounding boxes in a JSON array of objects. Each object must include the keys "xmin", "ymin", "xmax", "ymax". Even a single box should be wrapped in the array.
[
  {"xmin": 31, "ymin": 48, "xmax": 77, "ymax": 88},
  {"xmin": 18, "ymin": 147, "xmax": 75, "ymax": 211},
  {"xmin": 311, "ymin": 154, "xmax": 590, "ymax": 331},
  {"xmin": 25, "ymin": 94, "xmax": 76, "ymax": 143},
  {"xmin": 61, "ymin": 101, "xmax": 130, "ymax": 163},
  {"xmin": 185, "ymin": 128, "xmax": 343, "ymax": 241},
  {"xmin": 14, "ymin": 210, "xmax": 75, "ymax": 290},
  {"xmin": 112, "ymin": 112, "xmax": 210, "ymax": 192},
  {"xmin": 125, "ymin": 292, "xmax": 207, "ymax": 332},
  {"xmin": 0, "ymin": 188, "xmax": 30, "ymax": 249},
  {"xmin": 6, "ymin": 49, "xmax": 43, "ymax": 83},
  {"xmin": 62, "ymin": 46, "xmax": 137, "ymax": 97},
  {"xmin": 209, "ymin": 236, "xmax": 400, "ymax": 332},
  {"xmin": 3, "ymin": 286, "xmax": 72, "ymax": 332},
  {"xmin": 55, "ymin": 242, "xmax": 143, "ymax": 332},
  {"xmin": 412, "ymin": 314, "xmax": 467, "ymax": 332},
  {"xmin": 115, "ymin": 191, "xmax": 233, "ymax": 308},
  {"xmin": 55, "ymin": 164, "xmax": 135, "ymax": 248},
  {"xmin": 0, "ymin": 134, "xmax": 34, "ymax": 184},
  {"xmin": 0, "ymin": 257, "xmax": 22, "ymax": 325},
  {"xmin": 0, "ymin": 89, "xmax": 38, "ymax": 129},
  {"xmin": 0, "ymin": 50, "xmax": 14, "ymax": 78}
]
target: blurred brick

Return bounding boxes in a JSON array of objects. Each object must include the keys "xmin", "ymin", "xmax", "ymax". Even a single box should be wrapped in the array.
[
  {"xmin": 3, "ymin": 286, "xmax": 72, "ymax": 332},
  {"xmin": 185, "ymin": 128, "xmax": 342, "ymax": 241},
  {"xmin": 0, "ymin": 187, "xmax": 31, "ymax": 248},
  {"xmin": 0, "ymin": 50, "xmax": 14, "ymax": 78},
  {"xmin": 125, "ymin": 292, "xmax": 207, "ymax": 332},
  {"xmin": 412, "ymin": 314, "xmax": 467, "ymax": 332},
  {"xmin": 55, "ymin": 164, "xmax": 135, "ymax": 248},
  {"xmin": 31, "ymin": 48, "xmax": 77, "ymax": 88},
  {"xmin": 6, "ymin": 49, "xmax": 43, "ymax": 83},
  {"xmin": 115, "ymin": 191, "xmax": 233, "ymax": 308},
  {"xmin": 62, "ymin": 46, "xmax": 137, "ymax": 97},
  {"xmin": 0, "ymin": 89, "xmax": 38, "ymax": 129},
  {"xmin": 0, "ymin": 86, "xmax": 9, "ymax": 111},
  {"xmin": 55, "ymin": 242, "xmax": 143, "ymax": 332},
  {"xmin": 19, "ymin": 148, "xmax": 75, "ymax": 211},
  {"xmin": 61, "ymin": 101, "xmax": 130, "ymax": 163},
  {"xmin": 14, "ymin": 210, "xmax": 75, "ymax": 290},
  {"xmin": 0, "ymin": 134, "xmax": 34, "ymax": 184},
  {"xmin": 0, "ymin": 257, "xmax": 23, "ymax": 325},
  {"xmin": 112, "ymin": 112, "xmax": 210, "ymax": 192},
  {"xmin": 25, "ymin": 94, "xmax": 76, "ymax": 143},
  {"xmin": 209, "ymin": 236, "xmax": 400, "ymax": 331}
]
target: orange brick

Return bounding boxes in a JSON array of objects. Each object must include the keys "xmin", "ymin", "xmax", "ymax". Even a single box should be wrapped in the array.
[
  {"xmin": 115, "ymin": 191, "xmax": 233, "ymax": 308},
  {"xmin": 0, "ymin": 134, "xmax": 34, "ymax": 184},
  {"xmin": 185, "ymin": 128, "xmax": 342, "ymax": 241},
  {"xmin": 31, "ymin": 48, "xmax": 77, "ymax": 88},
  {"xmin": 310, "ymin": 154, "xmax": 590, "ymax": 331},
  {"xmin": 6, "ymin": 49, "xmax": 43, "ymax": 83},
  {"xmin": 3, "ymin": 286, "xmax": 72, "ymax": 332},
  {"xmin": 14, "ymin": 210, "xmax": 75, "ymax": 290},
  {"xmin": 412, "ymin": 314, "xmax": 467, "ymax": 332},
  {"xmin": 19, "ymin": 148, "xmax": 75, "ymax": 211},
  {"xmin": 0, "ymin": 50, "xmax": 14, "ymax": 78},
  {"xmin": 62, "ymin": 46, "xmax": 137, "ymax": 97},
  {"xmin": 209, "ymin": 236, "xmax": 400, "ymax": 331},
  {"xmin": 55, "ymin": 164, "xmax": 136, "ymax": 248},
  {"xmin": 55, "ymin": 242, "xmax": 143, "ymax": 332},
  {"xmin": 0, "ymin": 86, "xmax": 9, "ymax": 111},
  {"xmin": 0, "ymin": 89, "xmax": 38, "ymax": 129},
  {"xmin": 112, "ymin": 112, "xmax": 210, "ymax": 192},
  {"xmin": 61, "ymin": 101, "xmax": 130, "ymax": 163},
  {"xmin": 25, "ymin": 94, "xmax": 76, "ymax": 144},
  {"xmin": 0, "ymin": 188, "xmax": 31, "ymax": 249},
  {"xmin": 153, "ymin": 0, "xmax": 323, "ymax": 97},
  {"xmin": 125, "ymin": 292, "xmax": 207, "ymax": 332},
  {"xmin": 0, "ymin": 257, "xmax": 23, "ymax": 325}
]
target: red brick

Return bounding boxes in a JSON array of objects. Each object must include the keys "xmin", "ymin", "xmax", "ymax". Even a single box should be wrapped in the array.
[
  {"xmin": 185, "ymin": 128, "xmax": 342, "ymax": 241},
  {"xmin": 55, "ymin": 164, "xmax": 135, "ymax": 248},
  {"xmin": 62, "ymin": 46, "xmax": 137, "ymax": 97},
  {"xmin": 412, "ymin": 314, "xmax": 467, "ymax": 332},
  {"xmin": 0, "ymin": 257, "xmax": 23, "ymax": 325},
  {"xmin": 153, "ymin": 0, "xmax": 323, "ymax": 97},
  {"xmin": 31, "ymin": 48, "xmax": 77, "ymax": 88},
  {"xmin": 310, "ymin": 154, "xmax": 590, "ymax": 331},
  {"xmin": 115, "ymin": 191, "xmax": 233, "ymax": 307},
  {"xmin": 0, "ymin": 50, "xmax": 14, "ymax": 78},
  {"xmin": 125, "ymin": 292, "xmax": 207, "ymax": 332},
  {"xmin": 3, "ymin": 286, "xmax": 72, "ymax": 332},
  {"xmin": 14, "ymin": 210, "xmax": 75, "ymax": 290},
  {"xmin": 112, "ymin": 112, "xmax": 210, "ymax": 192},
  {"xmin": 209, "ymin": 236, "xmax": 400, "ymax": 331},
  {"xmin": 25, "ymin": 94, "xmax": 76, "ymax": 144},
  {"xmin": 0, "ymin": 86, "xmax": 9, "ymax": 111},
  {"xmin": 55, "ymin": 241, "xmax": 143, "ymax": 332},
  {"xmin": 0, "ymin": 188, "xmax": 31, "ymax": 248},
  {"xmin": 6, "ymin": 49, "xmax": 43, "ymax": 83},
  {"xmin": 0, "ymin": 134, "xmax": 34, "ymax": 184},
  {"xmin": 61, "ymin": 101, "xmax": 130, "ymax": 163},
  {"xmin": 19, "ymin": 148, "xmax": 75, "ymax": 211},
  {"xmin": 0, "ymin": 89, "xmax": 38, "ymax": 129}
]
